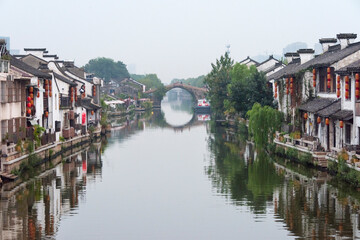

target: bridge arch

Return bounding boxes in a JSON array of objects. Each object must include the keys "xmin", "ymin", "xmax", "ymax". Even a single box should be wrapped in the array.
[{"xmin": 145, "ymin": 83, "xmax": 208, "ymax": 107}]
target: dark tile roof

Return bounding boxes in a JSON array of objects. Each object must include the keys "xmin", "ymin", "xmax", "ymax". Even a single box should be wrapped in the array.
[
  {"xmin": 263, "ymin": 62, "xmax": 284, "ymax": 74},
  {"xmin": 10, "ymin": 55, "xmax": 51, "ymax": 79},
  {"xmin": 256, "ymin": 55, "xmax": 279, "ymax": 67},
  {"xmin": 298, "ymin": 98, "xmax": 337, "ymax": 113},
  {"xmin": 316, "ymin": 100, "xmax": 341, "ymax": 117},
  {"xmin": 319, "ymin": 38, "xmax": 337, "ymax": 44},
  {"xmin": 297, "ymin": 49, "xmax": 314, "ymax": 54},
  {"xmin": 239, "ymin": 56, "xmax": 259, "ymax": 65},
  {"xmin": 267, "ymin": 58, "xmax": 300, "ymax": 81},
  {"xmin": 328, "ymin": 44, "xmax": 341, "ymax": 52},
  {"xmin": 53, "ymin": 73, "xmax": 77, "ymax": 86},
  {"xmin": 43, "ymin": 54, "xmax": 59, "ymax": 59},
  {"xmin": 331, "ymin": 109, "xmax": 353, "ymax": 120},
  {"xmin": 79, "ymin": 98, "xmax": 101, "ymax": 110},
  {"xmin": 284, "ymin": 52, "xmax": 299, "ymax": 57},
  {"xmin": 337, "ymin": 33, "xmax": 357, "ymax": 39},
  {"xmin": 286, "ymin": 41, "xmax": 360, "ymax": 75},
  {"xmin": 24, "ymin": 48, "xmax": 46, "ymax": 51},
  {"xmin": 336, "ymin": 59, "xmax": 360, "ymax": 74}
]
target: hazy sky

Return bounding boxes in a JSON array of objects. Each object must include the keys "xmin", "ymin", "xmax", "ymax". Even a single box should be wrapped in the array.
[{"xmin": 1, "ymin": 0, "xmax": 359, "ymax": 83}]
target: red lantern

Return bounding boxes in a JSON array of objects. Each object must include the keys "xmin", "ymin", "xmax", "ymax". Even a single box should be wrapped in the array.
[
  {"xmin": 313, "ymin": 68, "xmax": 316, "ymax": 87},
  {"xmin": 327, "ymin": 68, "xmax": 331, "ymax": 89},
  {"xmin": 48, "ymin": 80, "xmax": 51, "ymax": 86},
  {"xmin": 70, "ymin": 96, "xmax": 74, "ymax": 102},
  {"xmin": 345, "ymin": 76, "xmax": 349, "ymax": 99},
  {"xmin": 286, "ymin": 78, "xmax": 289, "ymax": 95},
  {"xmin": 82, "ymin": 112, "xmax": 86, "ymax": 125},
  {"xmin": 37, "ymin": 92, "xmax": 40, "ymax": 98},
  {"xmin": 49, "ymin": 92, "xmax": 52, "ymax": 97},
  {"xmin": 325, "ymin": 118, "xmax": 329, "ymax": 125},
  {"xmin": 274, "ymin": 82, "xmax": 277, "ymax": 88},
  {"xmin": 45, "ymin": 79, "xmax": 49, "ymax": 85},
  {"xmin": 336, "ymin": 75, "xmax": 341, "ymax": 98},
  {"xmin": 356, "ymin": 73, "xmax": 360, "ymax": 99},
  {"xmin": 27, "ymin": 96, "xmax": 31, "ymax": 102},
  {"xmin": 30, "ymin": 100, "xmax": 34, "ymax": 105},
  {"xmin": 304, "ymin": 113, "xmax": 308, "ymax": 120},
  {"xmin": 30, "ymin": 93, "xmax": 34, "ymax": 99},
  {"xmin": 91, "ymin": 110, "xmax": 94, "ymax": 115},
  {"xmin": 45, "ymin": 111, "xmax": 49, "ymax": 118},
  {"xmin": 317, "ymin": 116, "xmax": 321, "ymax": 124},
  {"xmin": 45, "ymin": 85, "xmax": 49, "ymax": 91},
  {"xmin": 29, "ymin": 86, "xmax": 33, "ymax": 93},
  {"xmin": 340, "ymin": 120, "xmax": 344, "ymax": 129},
  {"xmin": 27, "ymin": 102, "xmax": 31, "ymax": 108},
  {"xmin": 27, "ymin": 108, "xmax": 31, "ymax": 115}
]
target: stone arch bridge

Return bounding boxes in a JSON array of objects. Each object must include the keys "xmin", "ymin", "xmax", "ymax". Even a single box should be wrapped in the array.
[{"xmin": 144, "ymin": 83, "xmax": 208, "ymax": 106}]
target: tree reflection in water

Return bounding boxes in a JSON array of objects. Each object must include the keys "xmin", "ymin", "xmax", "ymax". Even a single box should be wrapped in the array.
[{"xmin": 206, "ymin": 125, "xmax": 360, "ymax": 239}]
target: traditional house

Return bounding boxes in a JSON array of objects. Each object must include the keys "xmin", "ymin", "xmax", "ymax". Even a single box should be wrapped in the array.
[
  {"xmin": 271, "ymin": 33, "xmax": 360, "ymax": 153},
  {"xmin": 256, "ymin": 55, "xmax": 285, "ymax": 76},
  {"xmin": 238, "ymin": 56, "xmax": 258, "ymax": 67}
]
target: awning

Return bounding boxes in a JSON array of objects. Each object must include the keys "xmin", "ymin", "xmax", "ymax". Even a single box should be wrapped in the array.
[
  {"xmin": 316, "ymin": 100, "xmax": 341, "ymax": 117},
  {"xmin": 298, "ymin": 98, "xmax": 337, "ymax": 113},
  {"xmin": 331, "ymin": 110, "xmax": 353, "ymax": 121}
]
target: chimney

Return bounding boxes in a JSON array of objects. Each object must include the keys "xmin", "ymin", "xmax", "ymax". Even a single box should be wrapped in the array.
[
  {"xmin": 319, "ymin": 38, "xmax": 337, "ymax": 53},
  {"xmin": 284, "ymin": 52, "xmax": 299, "ymax": 63},
  {"xmin": 297, "ymin": 49, "xmax": 314, "ymax": 64},
  {"xmin": 337, "ymin": 33, "xmax": 357, "ymax": 49}
]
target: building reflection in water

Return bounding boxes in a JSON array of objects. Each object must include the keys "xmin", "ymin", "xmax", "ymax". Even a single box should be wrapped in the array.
[
  {"xmin": 0, "ymin": 141, "xmax": 103, "ymax": 240},
  {"xmin": 206, "ymin": 126, "xmax": 360, "ymax": 239}
]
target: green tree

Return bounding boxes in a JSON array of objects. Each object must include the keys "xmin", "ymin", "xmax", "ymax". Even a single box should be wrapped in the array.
[
  {"xmin": 204, "ymin": 52, "xmax": 234, "ymax": 119},
  {"xmin": 84, "ymin": 57, "xmax": 130, "ymax": 82},
  {"xmin": 247, "ymin": 103, "xmax": 283, "ymax": 148},
  {"xmin": 135, "ymin": 74, "xmax": 164, "ymax": 90},
  {"xmin": 171, "ymin": 75, "xmax": 205, "ymax": 88},
  {"xmin": 226, "ymin": 64, "xmax": 273, "ymax": 117}
]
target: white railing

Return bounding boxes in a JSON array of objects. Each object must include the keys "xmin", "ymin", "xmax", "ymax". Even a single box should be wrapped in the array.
[{"xmin": 276, "ymin": 132, "xmax": 319, "ymax": 151}]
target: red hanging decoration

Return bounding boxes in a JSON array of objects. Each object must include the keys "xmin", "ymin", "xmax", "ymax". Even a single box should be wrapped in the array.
[
  {"xmin": 286, "ymin": 78, "xmax": 289, "ymax": 95},
  {"xmin": 317, "ymin": 116, "xmax": 321, "ymax": 124},
  {"xmin": 340, "ymin": 120, "xmax": 344, "ymax": 129},
  {"xmin": 290, "ymin": 77, "xmax": 294, "ymax": 95},
  {"xmin": 327, "ymin": 67, "xmax": 331, "ymax": 90},
  {"xmin": 325, "ymin": 118, "xmax": 329, "ymax": 125},
  {"xmin": 312, "ymin": 69, "xmax": 316, "ymax": 87},
  {"xmin": 345, "ymin": 76, "xmax": 349, "ymax": 99},
  {"xmin": 356, "ymin": 73, "xmax": 359, "ymax": 100}
]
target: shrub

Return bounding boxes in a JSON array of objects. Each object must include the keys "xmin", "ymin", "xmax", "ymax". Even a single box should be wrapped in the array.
[
  {"xmin": 286, "ymin": 148, "xmax": 298, "ymax": 160},
  {"xmin": 299, "ymin": 152, "xmax": 313, "ymax": 164}
]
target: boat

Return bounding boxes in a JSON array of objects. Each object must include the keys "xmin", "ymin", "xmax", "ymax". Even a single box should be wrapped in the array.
[{"xmin": 194, "ymin": 99, "xmax": 211, "ymax": 113}]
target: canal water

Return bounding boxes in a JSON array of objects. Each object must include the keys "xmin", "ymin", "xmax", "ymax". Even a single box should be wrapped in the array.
[{"xmin": 2, "ymin": 88, "xmax": 360, "ymax": 239}]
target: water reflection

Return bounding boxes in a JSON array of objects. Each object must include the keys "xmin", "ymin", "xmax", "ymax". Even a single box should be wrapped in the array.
[
  {"xmin": 161, "ymin": 88, "xmax": 194, "ymax": 127},
  {"xmin": 207, "ymin": 126, "xmax": 360, "ymax": 239},
  {"xmin": 0, "ymin": 142, "xmax": 103, "ymax": 240}
]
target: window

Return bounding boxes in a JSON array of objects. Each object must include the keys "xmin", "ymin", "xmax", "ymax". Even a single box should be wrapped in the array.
[
  {"xmin": 319, "ymin": 67, "xmax": 336, "ymax": 93},
  {"xmin": 346, "ymin": 124, "xmax": 352, "ymax": 144}
]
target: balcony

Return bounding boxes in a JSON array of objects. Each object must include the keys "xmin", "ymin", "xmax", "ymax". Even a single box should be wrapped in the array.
[{"xmin": 0, "ymin": 60, "xmax": 9, "ymax": 73}]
